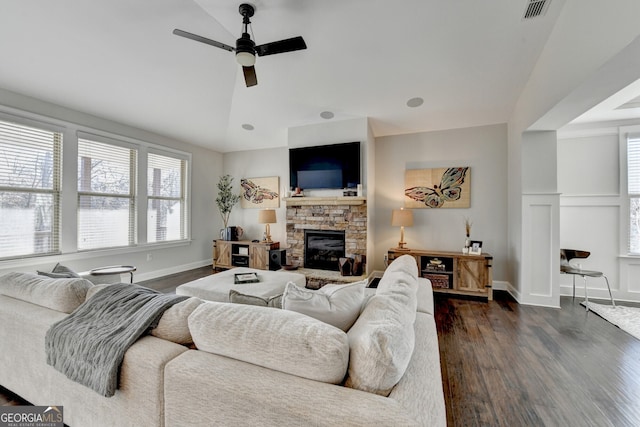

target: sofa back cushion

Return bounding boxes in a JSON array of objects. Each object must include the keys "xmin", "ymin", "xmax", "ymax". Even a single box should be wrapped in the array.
[
  {"xmin": 0, "ymin": 272, "xmax": 93, "ymax": 314},
  {"xmin": 344, "ymin": 254, "xmax": 418, "ymax": 396},
  {"xmin": 282, "ymin": 279, "xmax": 366, "ymax": 331},
  {"xmin": 189, "ymin": 301, "xmax": 349, "ymax": 384},
  {"xmin": 85, "ymin": 285, "xmax": 203, "ymax": 345},
  {"xmin": 150, "ymin": 297, "xmax": 203, "ymax": 344}
]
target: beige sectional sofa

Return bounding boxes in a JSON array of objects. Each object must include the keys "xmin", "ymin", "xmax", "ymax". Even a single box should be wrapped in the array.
[{"xmin": 0, "ymin": 255, "xmax": 445, "ymax": 426}]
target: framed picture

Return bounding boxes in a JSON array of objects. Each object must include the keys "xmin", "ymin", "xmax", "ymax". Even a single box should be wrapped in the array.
[
  {"xmin": 469, "ymin": 240, "xmax": 483, "ymax": 255},
  {"xmin": 240, "ymin": 176, "xmax": 280, "ymax": 209},
  {"xmin": 404, "ymin": 167, "xmax": 470, "ymax": 208}
]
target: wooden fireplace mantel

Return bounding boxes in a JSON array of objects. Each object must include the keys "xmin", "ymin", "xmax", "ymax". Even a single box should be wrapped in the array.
[{"xmin": 283, "ymin": 196, "xmax": 366, "ymax": 206}]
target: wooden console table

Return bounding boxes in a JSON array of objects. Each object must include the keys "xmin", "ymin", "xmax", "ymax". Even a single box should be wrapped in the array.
[
  {"xmin": 213, "ymin": 240, "xmax": 280, "ymax": 271},
  {"xmin": 388, "ymin": 248, "xmax": 493, "ymax": 300}
]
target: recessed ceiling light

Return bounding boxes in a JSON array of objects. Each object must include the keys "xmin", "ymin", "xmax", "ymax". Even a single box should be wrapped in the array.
[
  {"xmin": 242, "ymin": 123, "xmax": 254, "ymax": 131},
  {"xmin": 406, "ymin": 97, "xmax": 424, "ymax": 108},
  {"xmin": 320, "ymin": 111, "xmax": 334, "ymax": 119}
]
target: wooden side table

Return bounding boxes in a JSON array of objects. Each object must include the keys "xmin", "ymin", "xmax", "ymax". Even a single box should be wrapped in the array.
[{"xmin": 90, "ymin": 265, "xmax": 137, "ymax": 284}]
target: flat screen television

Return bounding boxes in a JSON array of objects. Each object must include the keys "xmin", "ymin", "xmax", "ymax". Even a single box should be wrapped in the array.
[{"xmin": 289, "ymin": 141, "xmax": 361, "ymax": 190}]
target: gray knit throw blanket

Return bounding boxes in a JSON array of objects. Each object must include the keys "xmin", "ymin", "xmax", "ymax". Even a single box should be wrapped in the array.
[{"xmin": 45, "ymin": 283, "xmax": 187, "ymax": 397}]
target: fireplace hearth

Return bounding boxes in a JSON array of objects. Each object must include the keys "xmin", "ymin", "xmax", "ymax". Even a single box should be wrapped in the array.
[{"xmin": 304, "ymin": 230, "xmax": 345, "ymax": 271}]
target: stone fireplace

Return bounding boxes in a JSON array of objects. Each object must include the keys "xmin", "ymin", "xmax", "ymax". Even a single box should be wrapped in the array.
[{"xmin": 285, "ymin": 197, "xmax": 367, "ymax": 272}]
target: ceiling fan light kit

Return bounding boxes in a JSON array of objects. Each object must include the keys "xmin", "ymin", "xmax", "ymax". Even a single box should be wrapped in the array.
[
  {"xmin": 173, "ymin": 3, "xmax": 306, "ymax": 87},
  {"xmin": 236, "ymin": 51, "xmax": 256, "ymax": 66}
]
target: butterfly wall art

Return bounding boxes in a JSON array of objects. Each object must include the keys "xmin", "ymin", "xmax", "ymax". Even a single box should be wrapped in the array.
[
  {"xmin": 404, "ymin": 167, "xmax": 470, "ymax": 208},
  {"xmin": 240, "ymin": 176, "xmax": 280, "ymax": 209}
]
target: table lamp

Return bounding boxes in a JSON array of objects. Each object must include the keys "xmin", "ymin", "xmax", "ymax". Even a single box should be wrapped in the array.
[
  {"xmin": 258, "ymin": 209, "xmax": 277, "ymax": 243},
  {"xmin": 392, "ymin": 208, "xmax": 413, "ymax": 251}
]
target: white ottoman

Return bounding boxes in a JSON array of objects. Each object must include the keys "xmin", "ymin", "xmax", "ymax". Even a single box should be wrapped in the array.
[{"xmin": 175, "ymin": 267, "xmax": 306, "ymax": 302}]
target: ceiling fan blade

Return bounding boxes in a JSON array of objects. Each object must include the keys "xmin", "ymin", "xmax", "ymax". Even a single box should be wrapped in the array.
[
  {"xmin": 172, "ymin": 29, "xmax": 234, "ymax": 52},
  {"xmin": 255, "ymin": 36, "xmax": 307, "ymax": 57},
  {"xmin": 243, "ymin": 66, "xmax": 257, "ymax": 87}
]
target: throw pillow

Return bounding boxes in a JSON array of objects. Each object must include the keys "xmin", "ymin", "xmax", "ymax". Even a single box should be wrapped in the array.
[
  {"xmin": 281, "ymin": 279, "xmax": 366, "ymax": 331},
  {"xmin": 52, "ymin": 263, "xmax": 81, "ymax": 277},
  {"xmin": 376, "ymin": 254, "xmax": 419, "ymax": 321},
  {"xmin": 344, "ymin": 255, "xmax": 419, "ymax": 396},
  {"xmin": 37, "ymin": 263, "xmax": 81, "ymax": 279},
  {"xmin": 189, "ymin": 301, "xmax": 349, "ymax": 384},
  {"xmin": 344, "ymin": 294, "xmax": 416, "ymax": 396},
  {"xmin": 229, "ymin": 290, "xmax": 282, "ymax": 308}
]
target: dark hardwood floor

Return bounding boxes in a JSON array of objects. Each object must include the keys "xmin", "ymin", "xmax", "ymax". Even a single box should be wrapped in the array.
[
  {"xmin": 3, "ymin": 267, "xmax": 640, "ymax": 427},
  {"xmin": 137, "ymin": 265, "xmax": 216, "ymax": 293},
  {"xmin": 437, "ymin": 292, "xmax": 640, "ymax": 427}
]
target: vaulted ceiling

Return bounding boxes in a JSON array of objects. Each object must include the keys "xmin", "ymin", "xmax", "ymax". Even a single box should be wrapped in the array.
[{"xmin": 1, "ymin": 0, "xmax": 567, "ymax": 152}]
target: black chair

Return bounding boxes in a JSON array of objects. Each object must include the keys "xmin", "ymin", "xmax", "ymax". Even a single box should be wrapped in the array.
[{"xmin": 560, "ymin": 249, "xmax": 615, "ymax": 310}]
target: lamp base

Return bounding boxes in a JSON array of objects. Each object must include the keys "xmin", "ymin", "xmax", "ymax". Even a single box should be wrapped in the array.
[{"xmin": 394, "ymin": 241, "xmax": 410, "ymax": 251}]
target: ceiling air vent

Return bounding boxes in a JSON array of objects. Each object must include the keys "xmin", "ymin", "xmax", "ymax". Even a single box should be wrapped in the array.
[{"xmin": 523, "ymin": 0, "xmax": 550, "ymax": 20}]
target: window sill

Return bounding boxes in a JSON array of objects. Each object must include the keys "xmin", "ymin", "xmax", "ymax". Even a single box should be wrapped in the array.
[{"xmin": 0, "ymin": 240, "xmax": 192, "ymax": 270}]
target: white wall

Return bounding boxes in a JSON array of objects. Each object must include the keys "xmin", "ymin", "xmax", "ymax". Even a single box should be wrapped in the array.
[
  {"xmin": 288, "ymin": 117, "xmax": 370, "ymax": 198},
  {"xmin": 0, "ymin": 88, "xmax": 223, "ymax": 282},
  {"xmin": 222, "ymin": 147, "xmax": 289, "ymax": 244},
  {"xmin": 508, "ymin": 0, "xmax": 640, "ymax": 304},
  {"xmin": 558, "ymin": 123, "xmax": 640, "ymax": 302},
  {"xmin": 374, "ymin": 124, "xmax": 508, "ymax": 283},
  {"xmin": 222, "ymin": 122, "xmax": 509, "ymax": 285},
  {"xmin": 223, "ymin": 117, "xmax": 374, "ymax": 270}
]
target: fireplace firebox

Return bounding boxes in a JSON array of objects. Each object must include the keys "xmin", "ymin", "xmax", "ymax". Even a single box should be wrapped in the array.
[{"xmin": 304, "ymin": 229, "xmax": 346, "ymax": 271}]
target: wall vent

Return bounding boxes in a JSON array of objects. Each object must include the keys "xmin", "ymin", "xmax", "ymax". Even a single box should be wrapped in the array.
[{"xmin": 523, "ymin": 0, "xmax": 550, "ymax": 20}]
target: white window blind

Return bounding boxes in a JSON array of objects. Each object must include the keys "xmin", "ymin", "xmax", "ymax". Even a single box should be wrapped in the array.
[
  {"xmin": 77, "ymin": 136, "xmax": 137, "ymax": 250},
  {"xmin": 0, "ymin": 119, "xmax": 61, "ymax": 259},
  {"xmin": 147, "ymin": 152, "xmax": 187, "ymax": 242},
  {"xmin": 628, "ymin": 136, "xmax": 640, "ymax": 253}
]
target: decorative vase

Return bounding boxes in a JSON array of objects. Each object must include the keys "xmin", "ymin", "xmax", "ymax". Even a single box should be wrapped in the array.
[{"xmin": 463, "ymin": 236, "xmax": 470, "ymax": 254}]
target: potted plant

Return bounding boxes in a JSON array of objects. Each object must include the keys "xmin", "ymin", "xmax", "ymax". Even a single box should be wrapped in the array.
[{"xmin": 216, "ymin": 174, "xmax": 241, "ymax": 229}]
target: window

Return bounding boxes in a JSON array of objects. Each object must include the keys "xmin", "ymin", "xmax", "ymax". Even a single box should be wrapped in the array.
[
  {"xmin": 0, "ymin": 118, "xmax": 61, "ymax": 259},
  {"xmin": 147, "ymin": 152, "xmax": 188, "ymax": 243},
  {"xmin": 77, "ymin": 135, "xmax": 137, "ymax": 250},
  {"xmin": 628, "ymin": 136, "xmax": 640, "ymax": 254}
]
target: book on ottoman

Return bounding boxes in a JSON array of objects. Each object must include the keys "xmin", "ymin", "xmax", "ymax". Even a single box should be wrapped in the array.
[{"xmin": 234, "ymin": 272, "xmax": 259, "ymax": 284}]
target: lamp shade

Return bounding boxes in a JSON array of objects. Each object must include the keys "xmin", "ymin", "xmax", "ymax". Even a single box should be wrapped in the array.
[
  {"xmin": 391, "ymin": 209, "xmax": 413, "ymax": 227},
  {"xmin": 258, "ymin": 209, "xmax": 277, "ymax": 224}
]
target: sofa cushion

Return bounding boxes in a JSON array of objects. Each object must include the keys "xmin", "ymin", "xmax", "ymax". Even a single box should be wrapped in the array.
[
  {"xmin": 282, "ymin": 279, "xmax": 366, "ymax": 331},
  {"xmin": 85, "ymin": 285, "xmax": 203, "ymax": 345},
  {"xmin": 0, "ymin": 272, "xmax": 93, "ymax": 314},
  {"xmin": 85, "ymin": 283, "xmax": 110, "ymax": 300},
  {"xmin": 150, "ymin": 297, "xmax": 203, "ymax": 344},
  {"xmin": 229, "ymin": 289, "xmax": 283, "ymax": 308},
  {"xmin": 189, "ymin": 302, "xmax": 349, "ymax": 384},
  {"xmin": 417, "ymin": 277, "xmax": 435, "ymax": 315},
  {"xmin": 344, "ymin": 254, "xmax": 418, "ymax": 396}
]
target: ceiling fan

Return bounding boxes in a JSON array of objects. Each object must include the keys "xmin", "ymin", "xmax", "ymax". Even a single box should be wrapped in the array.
[{"xmin": 173, "ymin": 3, "xmax": 307, "ymax": 87}]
